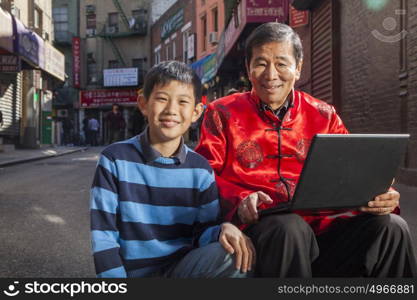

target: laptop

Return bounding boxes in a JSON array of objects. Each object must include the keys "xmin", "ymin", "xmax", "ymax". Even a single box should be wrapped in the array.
[{"xmin": 259, "ymin": 134, "xmax": 410, "ymax": 217}]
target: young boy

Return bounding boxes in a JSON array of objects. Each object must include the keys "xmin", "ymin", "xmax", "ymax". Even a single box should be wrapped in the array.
[{"xmin": 90, "ymin": 61, "xmax": 255, "ymax": 278}]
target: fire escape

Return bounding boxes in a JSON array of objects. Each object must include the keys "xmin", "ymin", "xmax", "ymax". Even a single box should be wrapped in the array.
[{"xmin": 98, "ymin": 0, "xmax": 148, "ymax": 68}]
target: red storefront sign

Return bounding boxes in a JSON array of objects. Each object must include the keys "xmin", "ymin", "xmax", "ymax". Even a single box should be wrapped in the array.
[
  {"xmin": 72, "ymin": 37, "xmax": 81, "ymax": 88},
  {"xmin": 246, "ymin": 0, "xmax": 289, "ymax": 23},
  {"xmin": 80, "ymin": 89, "xmax": 138, "ymax": 108},
  {"xmin": 289, "ymin": 5, "xmax": 309, "ymax": 28}
]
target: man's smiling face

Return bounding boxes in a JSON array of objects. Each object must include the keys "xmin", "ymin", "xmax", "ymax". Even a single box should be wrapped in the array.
[{"xmin": 247, "ymin": 40, "xmax": 302, "ymax": 110}]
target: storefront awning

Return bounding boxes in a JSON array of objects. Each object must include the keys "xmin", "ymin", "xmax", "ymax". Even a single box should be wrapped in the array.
[
  {"xmin": 190, "ymin": 53, "xmax": 217, "ymax": 84},
  {"xmin": 13, "ymin": 15, "xmax": 44, "ymax": 68},
  {"xmin": 12, "ymin": 15, "xmax": 65, "ymax": 81}
]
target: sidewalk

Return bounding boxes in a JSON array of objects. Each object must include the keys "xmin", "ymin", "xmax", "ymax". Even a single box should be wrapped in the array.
[{"xmin": 0, "ymin": 145, "xmax": 88, "ymax": 167}]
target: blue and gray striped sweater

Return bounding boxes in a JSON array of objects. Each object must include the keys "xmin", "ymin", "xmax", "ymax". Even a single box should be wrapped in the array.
[{"xmin": 90, "ymin": 132, "xmax": 221, "ymax": 277}]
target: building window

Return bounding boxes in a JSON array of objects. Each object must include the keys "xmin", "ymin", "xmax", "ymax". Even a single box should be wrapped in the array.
[
  {"xmin": 132, "ymin": 58, "xmax": 145, "ymax": 70},
  {"xmin": 183, "ymin": 31, "xmax": 189, "ymax": 63},
  {"xmin": 108, "ymin": 12, "xmax": 119, "ymax": 32},
  {"xmin": 212, "ymin": 7, "xmax": 218, "ymax": 32},
  {"xmin": 201, "ymin": 15, "xmax": 207, "ymax": 52},
  {"xmin": 34, "ymin": 7, "xmax": 42, "ymax": 30},
  {"xmin": 53, "ymin": 6, "xmax": 68, "ymax": 39},
  {"xmin": 132, "ymin": 58, "xmax": 146, "ymax": 82},
  {"xmin": 108, "ymin": 60, "xmax": 120, "ymax": 69},
  {"xmin": 131, "ymin": 9, "xmax": 147, "ymax": 32},
  {"xmin": 132, "ymin": 8, "xmax": 147, "ymax": 20},
  {"xmin": 172, "ymin": 40, "xmax": 176, "ymax": 59},
  {"xmin": 86, "ymin": 14, "xmax": 96, "ymax": 29},
  {"xmin": 155, "ymin": 50, "xmax": 161, "ymax": 65},
  {"xmin": 166, "ymin": 44, "xmax": 171, "ymax": 60},
  {"xmin": 87, "ymin": 53, "xmax": 97, "ymax": 84}
]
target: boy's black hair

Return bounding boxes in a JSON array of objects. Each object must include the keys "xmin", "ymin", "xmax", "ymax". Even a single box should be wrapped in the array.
[
  {"xmin": 143, "ymin": 60, "xmax": 202, "ymax": 103},
  {"xmin": 245, "ymin": 22, "xmax": 303, "ymax": 67}
]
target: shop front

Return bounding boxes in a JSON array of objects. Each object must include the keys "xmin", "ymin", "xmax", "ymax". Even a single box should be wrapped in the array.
[
  {"xmin": 0, "ymin": 7, "xmax": 22, "ymax": 145},
  {"xmin": 79, "ymin": 88, "xmax": 139, "ymax": 145},
  {"xmin": 12, "ymin": 14, "xmax": 65, "ymax": 148}
]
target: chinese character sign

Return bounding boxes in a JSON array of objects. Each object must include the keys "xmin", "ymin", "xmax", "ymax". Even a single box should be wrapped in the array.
[{"xmin": 72, "ymin": 37, "xmax": 81, "ymax": 88}]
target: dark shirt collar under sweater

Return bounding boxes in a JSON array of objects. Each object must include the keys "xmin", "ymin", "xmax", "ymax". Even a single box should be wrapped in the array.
[{"xmin": 138, "ymin": 127, "xmax": 187, "ymax": 164}]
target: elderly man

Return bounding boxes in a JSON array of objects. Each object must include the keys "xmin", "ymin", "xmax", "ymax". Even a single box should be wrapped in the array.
[{"xmin": 196, "ymin": 22, "xmax": 417, "ymax": 277}]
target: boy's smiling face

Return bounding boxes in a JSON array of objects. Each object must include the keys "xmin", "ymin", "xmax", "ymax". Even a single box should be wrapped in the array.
[{"xmin": 139, "ymin": 80, "xmax": 203, "ymax": 147}]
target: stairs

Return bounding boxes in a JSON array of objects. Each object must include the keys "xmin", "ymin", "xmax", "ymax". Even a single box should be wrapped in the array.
[
  {"xmin": 112, "ymin": 0, "xmax": 131, "ymax": 31},
  {"xmin": 103, "ymin": 35, "xmax": 126, "ymax": 67}
]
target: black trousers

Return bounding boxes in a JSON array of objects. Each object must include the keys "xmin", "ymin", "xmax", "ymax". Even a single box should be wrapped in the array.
[{"xmin": 244, "ymin": 213, "xmax": 417, "ymax": 277}]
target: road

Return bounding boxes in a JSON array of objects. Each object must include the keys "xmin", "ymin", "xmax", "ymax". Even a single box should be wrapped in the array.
[
  {"xmin": 0, "ymin": 147, "xmax": 415, "ymax": 277},
  {"xmin": 0, "ymin": 148, "xmax": 101, "ymax": 277}
]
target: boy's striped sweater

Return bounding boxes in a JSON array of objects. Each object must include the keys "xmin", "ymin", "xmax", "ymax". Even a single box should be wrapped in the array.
[{"xmin": 90, "ymin": 131, "xmax": 220, "ymax": 277}]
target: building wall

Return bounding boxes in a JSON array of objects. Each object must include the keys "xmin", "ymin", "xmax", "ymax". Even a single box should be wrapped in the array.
[
  {"xmin": 338, "ymin": 0, "xmax": 417, "ymax": 185},
  {"xmin": 404, "ymin": 0, "xmax": 417, "ymax": 183},
  {"xmin": 195, "ymin": 0, "xmax": 225, "ymax": 60},
  {"xmin": 339, "ymin": 0, "xmax": 402, "ymax": 134},
  {"xmin": 293, "ymin": 16, "xmax": 312, "ymax": 95},
  {"xmin": 150, "ymin": 0, "xmax": 195, "ymax": 66}
]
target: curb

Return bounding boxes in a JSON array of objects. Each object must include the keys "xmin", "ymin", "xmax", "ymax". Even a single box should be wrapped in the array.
[{"xmin": 0, "ymin": 147, "xmax": 88, "ymax": 168}]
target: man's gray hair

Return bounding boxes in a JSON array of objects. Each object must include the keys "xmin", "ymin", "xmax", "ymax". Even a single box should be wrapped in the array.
[{"xmin": 245, "ymin": 22, "xmax": 303, "ymax": 66}]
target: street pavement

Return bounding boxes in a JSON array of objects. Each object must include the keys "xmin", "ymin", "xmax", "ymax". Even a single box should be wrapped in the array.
[
  {"xmin": 0, "ymin": 147, "xmax": 101, "ymax": 277},
  {"xmin": 0, "ymin": 146, "xmax": 416, "ymax": 277},
  {"xmin": 0, "ymin": 145, "xmax": 87, "ymax": 167}
]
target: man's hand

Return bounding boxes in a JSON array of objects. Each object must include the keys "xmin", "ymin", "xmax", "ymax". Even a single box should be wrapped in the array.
[
  {"xmin": 219, "ymin": 222, "xmax": 256, "ymax": 273},
  {"xmin": 237, "ymin": 191, "xmax": 273, "ymax": 224},
  {"xmin": 359, "ymin": 190, "xmax": 400, "ymax": 215}
]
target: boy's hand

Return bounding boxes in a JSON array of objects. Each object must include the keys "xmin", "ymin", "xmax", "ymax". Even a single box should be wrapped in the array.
[
  {"xmin": 359, "ymin": 190, "xmax": 400, "ymax": 215},
  {"xmin": 237, "ymin": 191, "xmax": 274, "ymax": 224},
  {"xmin": 219, "ymin": 222, "xmax": 256, "ymax": 273}
]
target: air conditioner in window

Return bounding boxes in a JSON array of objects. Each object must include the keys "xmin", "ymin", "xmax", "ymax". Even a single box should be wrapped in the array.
[
  {"xmin": 86, "ymin": 29, "xmax": 96, "ymax": 37},
  {"xmin": 106, "ymin": 26, "xmax": 117, "ymax": 34},
  {"xmin": 86, "ymin": 5, "xmax": 96, "ymax": 14},
  {"xmin": 208, "ymin": 32, "xmax": 218, "ymax": 44}
]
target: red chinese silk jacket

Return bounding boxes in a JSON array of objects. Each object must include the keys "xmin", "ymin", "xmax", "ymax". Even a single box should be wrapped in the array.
[{"xmin": 195, "ymin": 89, "xmax": 396, "ymax": 235}]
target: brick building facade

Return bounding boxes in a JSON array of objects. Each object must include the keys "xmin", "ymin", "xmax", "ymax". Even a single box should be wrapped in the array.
[
  {"xmin": 293, "ymin": 0, "xmax": 416, "ymax": 186},
  {"xmin": 150, "ymin": 0, "xmax": 196, "ymax": 66}
]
